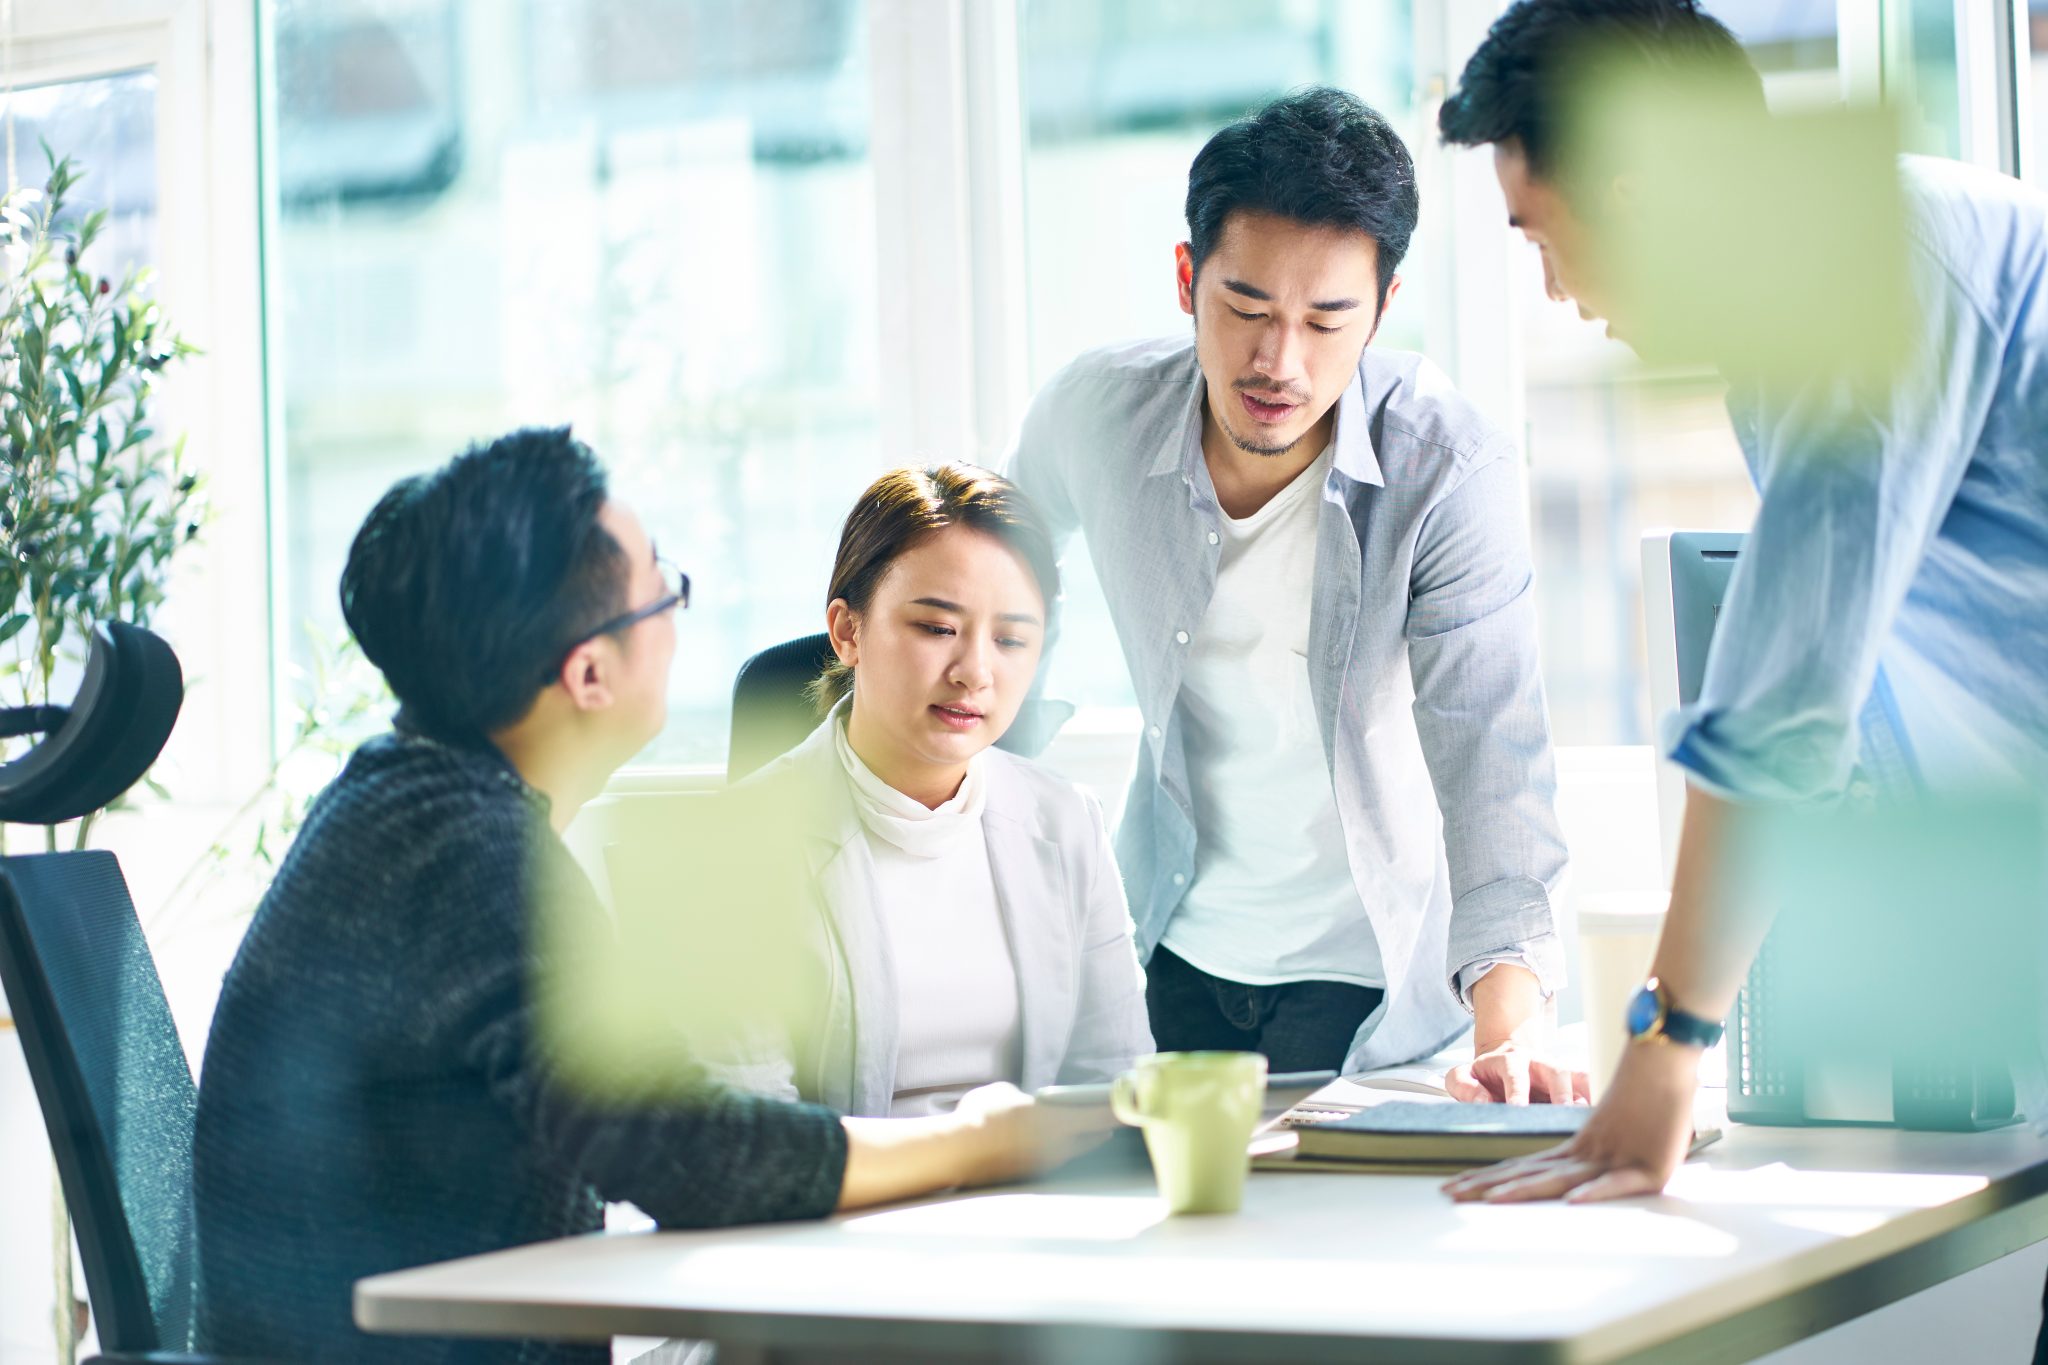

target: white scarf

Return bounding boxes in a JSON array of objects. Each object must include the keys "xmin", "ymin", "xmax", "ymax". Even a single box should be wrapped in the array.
[{"xmin": 831, "ymin": 702, "xmax": 988, "ymax": 859}]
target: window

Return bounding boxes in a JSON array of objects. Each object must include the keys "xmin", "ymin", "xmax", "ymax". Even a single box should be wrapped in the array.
[
  {"xmin": 0, "ymin": 70, "xmax": 158, "ymax": 277},
  {"xmin": 2026, "ymin": 2, "xmax": 2048, "ymax": 184},
  {"xmin": 260, "ymin": 0, "xmax": 2031, "ymax": 774},
  {"xmin": 266, "ymin": 0, "xmax": 883, "ymax": 767}
]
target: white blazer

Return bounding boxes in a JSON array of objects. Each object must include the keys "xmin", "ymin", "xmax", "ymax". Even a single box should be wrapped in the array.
[{"xmin": 707, "ymin": 715, "xmax": 1154, "ymax": 1117}]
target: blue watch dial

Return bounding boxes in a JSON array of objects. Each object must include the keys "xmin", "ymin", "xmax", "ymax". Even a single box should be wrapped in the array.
[{"xmin": 1624, "ymin": 984, "xmax": 1663, "ymax": 1037}]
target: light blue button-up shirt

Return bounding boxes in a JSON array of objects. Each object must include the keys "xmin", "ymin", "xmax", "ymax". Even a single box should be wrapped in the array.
[
  {"xmin": 1010, "ymin": 338, "xmax": 1569, "ymax": 1070},
  {"xmin": 1666, "ymin": 156, "xmax": 2048, "ymax": 801}
]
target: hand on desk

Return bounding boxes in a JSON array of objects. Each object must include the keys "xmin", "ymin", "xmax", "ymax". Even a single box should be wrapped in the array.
[
  {"xmin": 1442, "ymin": 1038, "xmax": 1699, "ymax": 1203},
  {"xmin": 836, "ymin": 1083, "xmax": 1119, "ymax": 1210},
  {"xmin": 1451, "ymin": 963, "xmax": 1589, "ymax": 1105},
  {"xmin": 1443, "ymin": 1039, "xmax": 1590, "ymax": 1106},
  {"xmin": 954, "ymin": 1082, "xmax": 1119, "ymax": 1185}
]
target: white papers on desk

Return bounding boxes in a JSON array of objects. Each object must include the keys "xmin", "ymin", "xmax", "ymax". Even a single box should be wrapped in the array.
[
  {"xmin": 1319, "ymin": 1065, "xmax": 1457, "ymax": 1104},
  {"xmin": 1263, "ymin": 1064, "xmax": 1456, "ymax": 1137}
]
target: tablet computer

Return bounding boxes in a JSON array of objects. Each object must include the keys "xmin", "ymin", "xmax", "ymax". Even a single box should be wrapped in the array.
[{"xmin": 1035, "ymin": 1069, "xmax": 1336, "ymax": 1121}]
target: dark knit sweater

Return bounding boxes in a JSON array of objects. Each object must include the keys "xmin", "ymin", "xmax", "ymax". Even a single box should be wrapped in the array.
[{"xmin": 194, "ymin": 730, "xmax": 848, "ymax": 1364}]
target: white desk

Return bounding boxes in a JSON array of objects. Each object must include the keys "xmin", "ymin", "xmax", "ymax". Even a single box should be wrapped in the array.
[{"xmin": 356, "ymin": 1116, "xmax": 2048, "ymax": 1364}]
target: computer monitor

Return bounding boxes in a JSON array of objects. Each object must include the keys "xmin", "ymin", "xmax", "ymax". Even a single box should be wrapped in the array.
[
  {"xmin": 1639, "ymin": 530, "xmax": 2021, "ymax": 1131},
  {"xmin": 1641, "ymin": 530, "xmax": 1742, "ymax": 886}
]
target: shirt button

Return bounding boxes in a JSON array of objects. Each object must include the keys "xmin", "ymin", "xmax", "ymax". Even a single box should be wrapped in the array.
[
  {"xmin": 1148, "ymin": 724, "xmax": 1162, "ymax": 740},
  {"xmin": 1175, "ymin": 630, "xmax": 1190, "ymax": 645},
  {"xmin": 1172, "ymin": 872, "xmax": 1187, "ymax": 887},
  {"xmin": 1206, "ymin": 531, "xmax": 1219, "ymax": 545}
]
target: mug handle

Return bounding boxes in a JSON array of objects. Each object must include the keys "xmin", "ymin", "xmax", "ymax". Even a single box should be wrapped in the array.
[{"xmin": 1110, "ymin": 1071, "xmax": 1148, "ymax": 1127}]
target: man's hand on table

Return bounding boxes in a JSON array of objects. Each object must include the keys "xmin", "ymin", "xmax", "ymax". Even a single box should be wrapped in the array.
[
  {"xmin": 1442, "ymin": 1037, "xmax": 1700, "ymax": 1203},
  {"xmin": 1447, "ymin": 961, "xmax": 1590, "ymax": 1105},
  {"xmin": 1443, "ymin": 1039, "xmax": 1590, "ymax": 1105},
  {"xmin": 837, "ymin": 1083, "xmax": 1118, "ymax": 1210}
]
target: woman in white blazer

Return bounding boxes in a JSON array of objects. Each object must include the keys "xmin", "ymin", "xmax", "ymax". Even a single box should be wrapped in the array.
[{"xmin": 715, "ymin": 463, "xmax": 1153, "ymax": 1118}]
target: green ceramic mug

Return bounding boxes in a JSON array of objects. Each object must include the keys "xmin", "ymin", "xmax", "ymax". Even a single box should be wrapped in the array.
[{"xmin": 1111, "ymin": 1051, "xmax": 1267, "ymax": 1214}]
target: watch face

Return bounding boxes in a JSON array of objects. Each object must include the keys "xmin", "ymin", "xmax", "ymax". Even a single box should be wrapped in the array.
[{"xmin": 1624, "ymin": 985, "xmax": 1662, "ymax": 1037}]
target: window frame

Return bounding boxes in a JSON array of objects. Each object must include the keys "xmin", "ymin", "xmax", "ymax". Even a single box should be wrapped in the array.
[
  {"xmin": 3, "ymin": 0, "xmax": 271, "ymax": 809},
  {"xmin": 247, "ymin": 0, "xmax": 2034, "ymax": 802}
]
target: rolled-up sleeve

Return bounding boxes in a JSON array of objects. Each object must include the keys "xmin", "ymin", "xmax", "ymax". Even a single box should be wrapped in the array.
[
  {"xmin": 1404, "ymin": 444, "xmax": 1571, "ymax": 1003},
  {"xmin": 1664, "ymin": 237, "xmax": 1999, "ymax": 804}
]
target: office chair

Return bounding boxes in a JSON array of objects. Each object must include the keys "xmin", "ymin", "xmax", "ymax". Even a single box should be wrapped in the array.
[
  {"xmin": 726, "ymin": 632, "xmax": 1075, "ymax": 784},
  {"xmin": 727, "ymin": 633, "xmax": 839, "ymax": 784},
  {"xmin": 0, "ymin": 622, "xmax": 270, "ymax": 1362},
  {"xmin": 0, "ymin": 850, "xmax": 202, "ymax": 1361},
  {"xmin": 0, "ymin": 622, "xmax": 183, "ymax": 824}
]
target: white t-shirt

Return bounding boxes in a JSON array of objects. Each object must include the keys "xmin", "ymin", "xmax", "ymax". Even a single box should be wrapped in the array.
[
  {"xmin": 1160, "ymin": 445, "xmax": 1384, "ymax": 988},
  {"xmin": 833, "ymin": 717, "xmax": 1021, "ymax": 1117}
]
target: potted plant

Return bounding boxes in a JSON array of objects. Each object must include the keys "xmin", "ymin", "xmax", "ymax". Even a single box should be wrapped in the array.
[
  {"xmin": 0, "ymin": 147, "xmax": 203, "ymax": 1365},
  {"xmin": 0, "ymin": 147, "xmax": 204, "ymax": 853}
]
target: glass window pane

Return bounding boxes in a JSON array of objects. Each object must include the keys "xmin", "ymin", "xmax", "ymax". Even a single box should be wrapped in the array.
[
  {"xmin": 269, "ymin": 0, "xmax": 880, "ymax": 768},
  {"xmin": 0, "ymin": 70, "xmax": 157, "ymax": 280},
  {"xmin": 1019, "ymin": 0, "xmax": 1419, "ymax": 710},
  {"xmin": 0, "ymin": 70, "xmax": 159, "ymax": 723},
  {"xmin": 1881, "ymin": 0, "xmax": 1964, "ymax": 161},
  {"xmin": 2028, "ymin": 3, "xmax": 2048, "ymax": 188}
]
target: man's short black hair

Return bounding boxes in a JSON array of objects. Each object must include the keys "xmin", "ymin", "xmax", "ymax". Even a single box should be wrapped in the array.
[
  {"xmin": 1185, "ymin": 86, "xmax": 1418, "ymax": 314},
  {"xmin": 340, "ymin": 426, "xmax": 628, "ymax": 743},
  {"xmin": 1438, "ymin": 0, "xmax": 1762, "ymax": 179}
]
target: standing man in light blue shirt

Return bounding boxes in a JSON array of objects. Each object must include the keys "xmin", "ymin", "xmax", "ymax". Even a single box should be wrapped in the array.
[
  {"xmin": 1436, "ymin": 0, "xmax": 2048, "ymax": 1219},
  {"xmin": 1010, "ymin": 88, "xmax": 1581, "ymax": 1098}
]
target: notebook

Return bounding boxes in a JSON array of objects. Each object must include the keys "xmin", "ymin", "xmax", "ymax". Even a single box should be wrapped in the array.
[
  {"xmin": 1254, "ymin": 1100, "xmax": 1722, "ymax": 1171},
  {"xmin": 1284, "ymin": 1100, "xmax": 1592, "ymax": 1163}
]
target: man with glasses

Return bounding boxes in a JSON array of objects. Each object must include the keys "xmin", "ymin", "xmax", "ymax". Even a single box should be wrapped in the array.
[{"xmin": 195, "ymin": 427, "xmax": 1101, "ymax": 1364}]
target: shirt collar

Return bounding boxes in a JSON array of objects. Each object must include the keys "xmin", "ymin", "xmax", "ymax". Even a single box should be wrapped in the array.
[{"xmin": 1150, "ymin": 357, "xmax": 1385, "ymax": 489}]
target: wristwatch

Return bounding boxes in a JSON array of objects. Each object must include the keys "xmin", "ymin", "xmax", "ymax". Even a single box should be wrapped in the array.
[{"xmin": 1624, "ymin": 976, "xmax": 1725, "ymax": 1049}]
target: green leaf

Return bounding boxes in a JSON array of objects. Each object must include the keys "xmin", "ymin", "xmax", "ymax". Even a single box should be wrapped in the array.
[{"xmin": 0, "ymin": 616, "xmax": 27, "ymax": 645}]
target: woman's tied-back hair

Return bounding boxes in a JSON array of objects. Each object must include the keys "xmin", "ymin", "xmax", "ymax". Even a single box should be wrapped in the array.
[{"xmin": 810, "ymin": 464, "xmax": 1061, "ymax": 713}]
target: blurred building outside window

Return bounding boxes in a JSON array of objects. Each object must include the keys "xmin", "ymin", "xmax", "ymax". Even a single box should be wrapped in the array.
[
  {"xmin": 268, "ymin": 0, "xmax": 881, "ymax": 768},
  {"xmin": 266, "ymin": 0, "xmax": 1999, "ymax": 774}
]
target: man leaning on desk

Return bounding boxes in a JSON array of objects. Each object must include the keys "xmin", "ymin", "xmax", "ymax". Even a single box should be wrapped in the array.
[
  {"xmin": 1008, "ymin": 88, "xmax": 1584, "ymax": 1101},
  {"xmin": 1436, "ymin": 0, "xmax": 2048, "ymax": 1296}
]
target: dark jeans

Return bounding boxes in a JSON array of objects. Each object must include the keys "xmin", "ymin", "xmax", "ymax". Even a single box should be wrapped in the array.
[{"xmin": 1145, "ymin": 944, "xmax": 1383, "ymax": 1073}]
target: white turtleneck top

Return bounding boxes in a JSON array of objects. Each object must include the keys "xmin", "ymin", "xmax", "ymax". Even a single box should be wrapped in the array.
[{"xmin": 832, "ymin": 714, "xmax": 1020, "ymax": 1117}]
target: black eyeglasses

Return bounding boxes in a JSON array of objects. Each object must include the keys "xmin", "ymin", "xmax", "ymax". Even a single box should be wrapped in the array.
[{"xmin": 543, "ymin": 556, "xmax": 690, "ymax": 684}]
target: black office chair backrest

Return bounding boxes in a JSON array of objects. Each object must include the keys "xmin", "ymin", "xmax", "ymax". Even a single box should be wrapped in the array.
[
  {"xmin": 726, "ymin": 633, "xmax": 1075, "ymax": 784},
  {"xmin": 0, "ymin": 622, "xmax": 184, "ymax": 825},
  {"xmin": 0, "ymin": 851, "xmax": 197, "ymax": 1354},
  {"xmin": 728, "ymin": 633, "xmax": 839, "ymax": 785}
]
